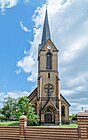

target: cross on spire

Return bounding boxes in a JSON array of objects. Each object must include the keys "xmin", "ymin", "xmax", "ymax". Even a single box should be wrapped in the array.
[{"xmin": 40, "ymin": 7, "xmax": 51, "ymax": 48}]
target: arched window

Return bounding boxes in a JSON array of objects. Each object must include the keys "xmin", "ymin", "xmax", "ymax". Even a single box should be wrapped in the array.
[
  {"xmin": 46, "ymin": 52, "xmax": 52, "ymax": 69},
  {"xmin": 61, "ymin": 106, "xmax": 65, "ymax": 116}
]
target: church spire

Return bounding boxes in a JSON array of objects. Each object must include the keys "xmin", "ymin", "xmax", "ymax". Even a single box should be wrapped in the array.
[{"xmin": 40, "ymin": 8, "xmax": 51, "ymax": 48}]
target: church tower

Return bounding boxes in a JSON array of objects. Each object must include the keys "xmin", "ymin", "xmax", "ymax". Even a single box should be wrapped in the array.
[
  {"xmin": 37, "ymin": 8, "xmax": 61, "ymax": 124},
  {"xmin": 28, "ymin": 8, "xmax": 70, "ymax": 125}
]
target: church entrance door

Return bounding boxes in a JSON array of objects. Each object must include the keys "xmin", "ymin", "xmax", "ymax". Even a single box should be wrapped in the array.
[{"xmin": 45, "ymin": 114, "xmax": 52, "ymax": 124}]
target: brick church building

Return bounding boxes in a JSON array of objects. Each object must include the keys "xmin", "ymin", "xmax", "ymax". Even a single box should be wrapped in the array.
[{"xmin": 28, "ymin": 8, "xmax": 70, "ymax": 124}]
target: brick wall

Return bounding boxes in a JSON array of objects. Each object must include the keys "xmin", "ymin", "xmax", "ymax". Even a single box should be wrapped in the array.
[
  {"xmin": 0, "ymin": 126, "xmax": 19, "ymax": 140},
  {"xmin": 25, "ymin": 127, "xmax": 78, "ymax": 140},
  {"xmin": 0, "ymin": 112, "xmax": 88, "ymax": 140},
  {"xmin": 77, "ymin": 112, "xmax": 88, "ymax": 140}
]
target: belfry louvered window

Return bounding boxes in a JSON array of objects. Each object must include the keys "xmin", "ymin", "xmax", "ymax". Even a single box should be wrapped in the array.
[{"xmin": 46, "ymin": 52, "xmax": 52, "ymax": 69}]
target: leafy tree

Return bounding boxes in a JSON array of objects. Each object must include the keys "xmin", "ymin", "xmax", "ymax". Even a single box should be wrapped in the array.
[
  {"xmin": 16, "ymin": 96, "xmax": 29, "ymax": 119},
  {"xmin": 0, "ymin": 96, "xmax": 39, "ymax": 125},
  {"xmin": 70, "ymin": 114, "xmax": 77, "ymax": 121},
  {"xmin": 16, "ymin": 96, "xmax": 39, "ymax": 125},
  {"xmin": 0, "ymin": 97, "xmax": 17, "ymax": 120},
  {"xmin": 27, "ymin": 103, "xmax": 39, "ymax": 125}
]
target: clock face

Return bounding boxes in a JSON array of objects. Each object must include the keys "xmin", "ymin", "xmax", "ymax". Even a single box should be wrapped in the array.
[
  {"xmin": 47, "ymin": 45, "xmax": 51, "ymax": 49},
  {"xmin": 44, "ymin": 84, "xmax": 54, "ymax": 93}
]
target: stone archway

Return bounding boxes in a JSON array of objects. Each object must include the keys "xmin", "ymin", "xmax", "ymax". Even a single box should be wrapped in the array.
[{"xmin": 44, "ymin": 107, "xmax": 54, "ymax": 124}]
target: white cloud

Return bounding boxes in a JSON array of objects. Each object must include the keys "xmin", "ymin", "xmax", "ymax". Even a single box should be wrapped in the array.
[
  {"xmin": 61, "ymin": 89, "xmax": 74, "ymax": 96},
  {"xmin": 6, "ymin": 91, "xmax": 30, "ymax": 98},
  {"xmin": 20, "ymin": 21, "xmax": 31, "ymax": 32},
  {"xmin": 17, "ymin": 52, "xmax": 38, "ymax": 82},
  {"xmin": 17, "ymin": 55, "xmax": 36, "ymax": 73},
  {"xmin": 0, "ymin": 92, "xmax": 5, "ymax": 108},
  {"xmin": 0, "ymin": 90, "xmax": 31, "ymax": 108},
  {"xmin": 70, "ymin": 103, "xmax": 88, "ymax": 115},
  {"xmin": 67, "ymin": 72, "xmax": 88, "ymax": 88},
  {"xmin": 27, "ymin": 72, "xmax": 37, "ymax": 82},
  {"xmin": 15, "ymin": 69, "xmax": 21, "ymax": 74},
  {"xmin": 62, "ymin": 36, "xmax": 88, "ymax": 62},
  {"xmin": 0, "ymin": 0, "xmax": 30, "ymax": 14},
  {"xmin": 0, "ymin": 0, "xmax": 18, "ymax": 14}
]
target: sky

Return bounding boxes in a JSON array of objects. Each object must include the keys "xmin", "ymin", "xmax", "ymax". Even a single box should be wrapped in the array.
[{"xmin": 0, "ymin": 0, "xmax": 88, "ymax": 115}]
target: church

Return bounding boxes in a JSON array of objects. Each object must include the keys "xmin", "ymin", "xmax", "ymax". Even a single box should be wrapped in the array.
[{"xmin": 28, "ymin": 8, "xmax": 70, "ymax": 125}]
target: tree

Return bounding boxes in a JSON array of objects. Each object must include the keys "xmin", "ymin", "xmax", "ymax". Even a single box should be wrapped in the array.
[
  {"xmin": 0, "ymin": 97, "xmax": 18, "ymax": 120},
  {"xmin": 27, "ymin": 103, "xmax": 39, "ymax": 125},
  {"xmin": 70, "ymin": 114, "xmax": 77, "ymax": 121},
  {"xmin": 0, "ymin": 96, "xmax": 39, "ymax": 125},
  {"xmin": 16, "ymin": 96, "xmax": 39, "ymax": 125}
]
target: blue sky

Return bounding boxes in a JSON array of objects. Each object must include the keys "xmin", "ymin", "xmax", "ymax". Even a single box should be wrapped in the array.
[{"xmin": 0, "ymin": 0, "xmax": 88, "ymax": 114}]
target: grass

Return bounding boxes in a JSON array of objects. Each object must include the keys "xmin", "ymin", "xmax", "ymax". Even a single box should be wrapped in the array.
[
  {"xmin": 58, "ymin": 123, "xmax": 78, "ymax": 128},
  {"xmin": 0, "ymin": 121, "xmax": 78, "ymax": 128},
  {"xmin": 0, "ymin": 121, "xmax": 19, "ymax": 126},
  {"xmin": 35, "ymin": 123, "xmax": 78, "ymax": 128}
]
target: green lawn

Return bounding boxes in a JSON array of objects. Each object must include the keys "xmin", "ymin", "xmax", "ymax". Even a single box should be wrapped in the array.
[
  {"xmin": 0, "ymin": 121, "xmax": 78, "ymax": 128},
  {"xmin": 37, "ymin": 123, "xmax": 78, "ymax": 128},
  {"xmin": 0, "ymin": 121, "xmax": 19, "ymax": 126},
  {"xmin": 58, "ymin": 124, "xmax": 78, "ymax": 128}
]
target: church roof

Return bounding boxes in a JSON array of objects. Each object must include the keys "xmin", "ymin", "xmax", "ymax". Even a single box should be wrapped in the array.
[
  {"xmin": 39, "ymin": 8, "xmax": 51, "ymax": 49},
  {"xmin": 60, "ymin": 94, "xmax": 71, "ymax": 106},
  {"xmin": 28, "ymin": 87, "xmax": 70, "ymax": 106},
  {"xmin": 41, "ymin": 98, "xmax": 59, "ymax": 112},
  {"xmin": 28, "ymin": 87, "xmax": 37, "ymax": 102},
  {"xmin": 40, "ymin": 38, "xmax": 58, "ymax": 52}
]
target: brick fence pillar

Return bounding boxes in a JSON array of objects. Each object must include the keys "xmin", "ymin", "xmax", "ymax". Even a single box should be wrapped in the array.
[
  {"xmin": 77, "ymin": 112, "xmax": 88, "ymax": 140},
  {"xmin": 20, "ymin": 115, "xmax": 27, "ymax": 140}
]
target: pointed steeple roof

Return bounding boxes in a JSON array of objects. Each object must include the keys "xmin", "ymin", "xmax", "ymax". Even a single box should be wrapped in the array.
[{"xmin": 39, "ymin": 8, "xmax": 51, "ymax": 48}]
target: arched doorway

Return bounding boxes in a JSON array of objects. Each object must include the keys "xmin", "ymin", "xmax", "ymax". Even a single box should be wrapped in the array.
[{"xmin": 44, "ymin": 107, "xmax": 54, "ymax": 124}]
